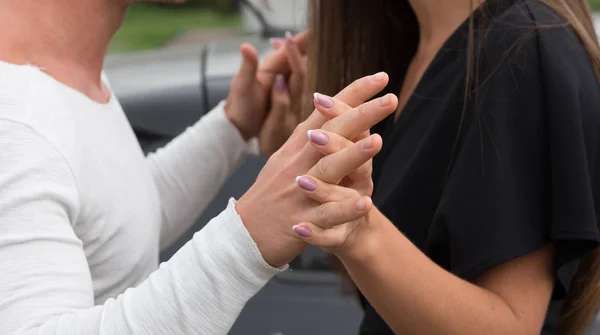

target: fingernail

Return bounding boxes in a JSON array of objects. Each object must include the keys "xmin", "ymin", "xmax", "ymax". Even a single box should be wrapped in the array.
[
  {"xmin": 285, "ymin": 31, "xmax": 294, "ymax": 44},
  {"xmin": 293, "ymin": 225, "xmax": 313, "ymax": 238},
  {"xmin": 372, "ymin": 72, "xmax": 386, "ymax": 82},
  {"xmin": 313, "ymin": 93, "xmax": 334, "ymax": 108},
  {"xmin": 307, "ymin": 130, "xmax": 329, "ymax": 146},
  {"xmin": 275, "ymin": 74, "xmax": 288, "ymax": 92},
  {"xmin": 296, "ymin": 176, "xmax": 317, "ymax": 191},
  {"xmin": 355, "ymin": 197, "xmax": 371, "ymax": 211},
  {"xmin": 270, "ymin": 38, "xmax": 283, "ymax": 49},
  {"xmin": 378, "ymin": 94, "xmax": 391, "ymax": 107},
  {"xmin": 362, "ymin": 136, "xmax": 374, "ymax": 149}
]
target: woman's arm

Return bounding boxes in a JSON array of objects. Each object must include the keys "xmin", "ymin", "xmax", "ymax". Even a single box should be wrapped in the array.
[
  {"xmin": 296, "ymin": 168, "xmax": 555, "ymax": 335},
  {"xmin": 0, "ymin": 120, "xmax": 281, "ymax": 335},
  {"xmin": 291, "ymin": 103, "xmax": 556, "ymax": 335},
  {"xmin": 339, "ymin": 209, "xmax": 555, "ymax": 335}
]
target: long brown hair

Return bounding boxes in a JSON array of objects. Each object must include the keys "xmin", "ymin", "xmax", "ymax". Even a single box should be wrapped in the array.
[{"xmin": 305, "ymin": 1, "xmax": 600, "ymax": 334}]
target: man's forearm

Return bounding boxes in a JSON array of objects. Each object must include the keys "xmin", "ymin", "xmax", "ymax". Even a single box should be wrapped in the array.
[{"xmin": 147, "ymin": 102, "xmax": 252, "ymax": 250}]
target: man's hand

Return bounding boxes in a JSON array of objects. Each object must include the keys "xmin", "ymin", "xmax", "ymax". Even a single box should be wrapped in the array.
[
  {"xmin": 224, "ymin": 32, "xmax": 308, "ymax": 143},
  {"xmin": 224, "ymin": 43, "xmax": 267, "ymax": 141}
]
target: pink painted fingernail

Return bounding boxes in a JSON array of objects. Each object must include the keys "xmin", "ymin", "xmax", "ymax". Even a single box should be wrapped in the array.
[
  {"xmin": 285, "ymin": 31, "xmax": 294, "ymax": 44},
  {"xmin": 275, "ymin": 74, "xmax": 288, "ymax": 92},
  {"xmin": 307, "ymin": 130, "xmax": 329, "ymax": 146},
  {"xmin": 372, "ymin": 72, "xmax": 386, "ymax": 82},
  {"xmin": 269, "ymin": 38, "xmax": 283, "ymax": 49},
  {"xmin": 293, "ymin": 225, "xmax": 312, "ymax": 238},
  {"xmin": 296, "ymin": 176, "xmax": 317, "ymax": 191},
  {"xmin": 313, "ymin": 93, "xmax": 334, "ymax": 108},
  {"xmin": 362, "ymin": 136, "xmax": 374, "ymax": 149}
]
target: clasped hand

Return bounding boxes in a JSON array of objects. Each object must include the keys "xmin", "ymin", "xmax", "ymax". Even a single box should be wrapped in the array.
[
  {"xmin": 224, "ymin": 32, "xmax": 308, "ymax": 157},
  {"xmin": 225, "ymin": 32, "xmax": 398, "ymax": 267},
  {"xmin": 237, "ymin": 72, "xmax": 398, "ymax": 267}
]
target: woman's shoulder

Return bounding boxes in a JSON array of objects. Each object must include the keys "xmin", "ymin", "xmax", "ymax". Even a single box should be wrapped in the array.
[
  {"xmin": 475, "ymin": 0, "xmax": 599, "ymax": 98},
  {"xmin": 482, "ymin": 0, "xmax": 594, "ymax": 66},
  {"xmin": 487, "ymin": 0, "xmax": 574, "ymax": 34}
]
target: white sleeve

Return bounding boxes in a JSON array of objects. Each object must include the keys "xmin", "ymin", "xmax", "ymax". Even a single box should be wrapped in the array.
[
  {"xmin": 147, "ymin": 102, "xmax": 259, "ymax": 250},
  {"xmin": 0, "ymin": 120, "xmax": 284, "ymax": 335}
]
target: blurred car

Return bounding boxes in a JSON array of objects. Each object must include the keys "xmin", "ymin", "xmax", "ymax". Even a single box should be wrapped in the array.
[
  {"xmin": 241, "ymin": 0, "xmax": 307, "ymax": 34},
  {"xmin": 103, "ymin": 3, "xmax": 600, "ymax": 335}
]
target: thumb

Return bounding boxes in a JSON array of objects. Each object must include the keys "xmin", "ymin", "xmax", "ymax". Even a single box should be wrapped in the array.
[{"xmin": 236, "ymin": 43, "xmax": 259, "ymax": 87}]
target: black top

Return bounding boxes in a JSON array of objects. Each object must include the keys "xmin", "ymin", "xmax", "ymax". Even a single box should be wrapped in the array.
[{"xmin": 360, "ymin": 0, "xmax": 600, "ymax": 334}]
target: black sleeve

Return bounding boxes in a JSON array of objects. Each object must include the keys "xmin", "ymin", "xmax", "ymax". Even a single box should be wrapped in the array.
[{"xmin": 435, "ymin": 3, "xmax": 600, "ymax": 297}]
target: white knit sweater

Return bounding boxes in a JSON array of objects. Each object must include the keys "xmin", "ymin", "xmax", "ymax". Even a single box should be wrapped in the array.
[{"xmin": 0, "ymin": 61, "xmax": 284, "ymax": 334}]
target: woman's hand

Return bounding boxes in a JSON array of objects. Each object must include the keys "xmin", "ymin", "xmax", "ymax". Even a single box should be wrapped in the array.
[
  {"xmin": 289, "ymin": 94, "xmax": 393, "ymax": 258},
  {"xmin": 235, "ymin": 73, "xmax": 398, "ymax": 268},
  {"xmin": 309, "ymin": 93, "xmax": 377, "ymax": 196},
  {"xmin": 292, "ymin": 131, "xmax": 377, "ymax": 258},
  {"xmin": 291, "ymin": 131, "xmax": 382, "ymax": 255},
  {"xmin": 259, "ymin": 32, "xmax": 309, "ymax": 157}
]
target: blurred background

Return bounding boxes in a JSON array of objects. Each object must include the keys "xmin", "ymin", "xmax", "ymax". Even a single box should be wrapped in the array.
[
  {"xmin": 109, "ymin": 0, "xmax": 600, "ymax": 54},
  {"xmin": 109, "ymin": 0, "xmax": 307, "ymax": 53}
]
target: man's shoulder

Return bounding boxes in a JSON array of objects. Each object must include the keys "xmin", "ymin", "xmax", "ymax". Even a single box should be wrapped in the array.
[
  {"xmin": 0, "ymin": 61, "xmax": 38, "ymax": 113},
  {"xmin": 0, "ymin": 61, "xmax": 83, "ymax": 171}
]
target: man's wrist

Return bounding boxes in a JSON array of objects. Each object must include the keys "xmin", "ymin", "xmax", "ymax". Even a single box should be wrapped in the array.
[
  {"xmin": 235, "ymin": 195, "xmax": 305, "ymax": 268},
  {"xmin": 223, "ymin": 99, "xmax": 255, "ymax": 141}
]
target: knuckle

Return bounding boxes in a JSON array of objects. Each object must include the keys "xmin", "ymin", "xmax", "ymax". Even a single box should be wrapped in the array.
[
  {"xmin": 316, "ymin": 204, "xmax": 329, "ymax": 226},
  {"xmin": 359, "ymin": 164, "xmax": 372, "ymax": 179},
  {"xmin": 346, "ymin": 145, "xmax": 359, "ymax": 166},
  {"xmin": 356, "ymin": 104, "xmax": 371, "ymax": 124},
  {"xmin": 321, "ymin": 184, "xmax": 333, "ymax": 202},
  {"xmin": 292, "ymin": 122, "xmax": 306, "ymax": 136},
  {"xmin": 316, "ymin": 158, "xmax": 329, "ymax": 178},
  {"xmin": 332, "ymin": 139, "xmax": 347, "ymax": 155}
]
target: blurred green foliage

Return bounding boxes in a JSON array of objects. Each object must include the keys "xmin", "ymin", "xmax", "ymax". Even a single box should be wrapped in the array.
[
  {"xmin": 156, "ymin": 0, "xmax": 239, "ymax": 11},
  {"xmin": 590, "ymin": 0, "xmax": 600, "ymax": 9},
  {"xmin": 108, "ymin": 3, "xmax": 240, "ymax": 53}
]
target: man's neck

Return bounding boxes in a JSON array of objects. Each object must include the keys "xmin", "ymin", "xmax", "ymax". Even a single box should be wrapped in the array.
[
  {"xmin": 408, "ymin": 0, "xmax": 484, "ymax": 48},
  {"xmin": 0, "ymin": 0, "xmax": 128, "ymax": 103}
]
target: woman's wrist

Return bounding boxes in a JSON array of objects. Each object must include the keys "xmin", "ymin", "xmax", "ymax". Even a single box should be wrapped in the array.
[{"xmin": 335, "ymin": 207, "xmax": 391, "ymax": 265}]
